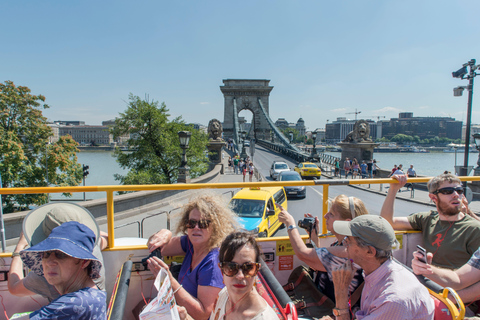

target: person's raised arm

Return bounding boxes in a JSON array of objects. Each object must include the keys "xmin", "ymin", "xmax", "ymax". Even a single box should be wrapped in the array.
[
  {"xmin": 148, "ymin": 229, "xmax": 185, "ymax": 256},
  {"xmin": 277, "ymin": 204, "xmax": 326, "ymax": 272},
  {"xmin": 331, "ymin": 260, "xmax": 356, "ymax": 320},
  {"xmin": 380, "ymin": 175, "xmax": 412, "ymax": 230},
  {"xmin": 8, "ymin": 233, "xmax": 35, "ymax": 297}
]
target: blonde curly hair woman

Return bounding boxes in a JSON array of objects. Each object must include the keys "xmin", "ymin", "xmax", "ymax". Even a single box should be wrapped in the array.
[{"xmin": 147, "ymin": 192, "xmax": 239, "ymax": 320}]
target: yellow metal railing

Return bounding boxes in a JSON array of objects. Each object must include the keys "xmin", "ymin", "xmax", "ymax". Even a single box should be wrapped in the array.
[{"xmin": 1, "ymin": 176, "xmax": 479, "ymax": 256}]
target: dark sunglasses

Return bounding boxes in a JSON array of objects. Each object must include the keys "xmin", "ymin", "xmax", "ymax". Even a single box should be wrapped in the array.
[
  {"xmin": 433, "ymin": 187, "xmax": 464, "ymax": 195},
  {"xmin": 42, "ymin": 251, "xmax": 69, "ymax": 260},
  {"xmin": 185, "ymin": 219, "xmax": 211, "ymax": 229},
  {"xmin": 218, "ymin": 262, "xmax": 260, "ymax": 278}
]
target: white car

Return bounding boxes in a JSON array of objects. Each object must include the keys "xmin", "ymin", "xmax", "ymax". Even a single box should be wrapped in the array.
[{"xmin": 269, "ymin": 161, "xmax": 290, "ymax": 180}]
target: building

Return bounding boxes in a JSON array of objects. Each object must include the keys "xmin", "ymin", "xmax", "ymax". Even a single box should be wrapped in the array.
[
  {"xmin": 59, "ymin": 125, "xmax": 113, "ymax": 146},
  {"xmin": 325, "ymin": 117, "xmax": 377, "ymax": 144},
  {"xmin": 274, "ymin": 117, "xmax": 306, "ymax": 136},
  {"xmin": 463, "ymin": 124, "xmax": 480, "ymax": 141},
  {"xmin": 381, "ymin": 112, "xmax": 462, "ymax": 140}
]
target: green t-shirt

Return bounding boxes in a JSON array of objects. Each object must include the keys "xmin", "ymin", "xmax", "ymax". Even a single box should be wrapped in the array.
[{"xmin": 408, "ymin": 211, "xmax": 480, "ymax": 269}]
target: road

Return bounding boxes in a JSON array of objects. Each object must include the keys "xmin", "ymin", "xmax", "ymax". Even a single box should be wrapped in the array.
[{"xmin": 109, "ymin": 145, "xmax": 434, "ymax": 242}]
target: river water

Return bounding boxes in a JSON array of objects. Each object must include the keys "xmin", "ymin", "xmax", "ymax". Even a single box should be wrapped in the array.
[{"xmin": 52, "ymin": 150, "xmax": 480, "ymax": 200}]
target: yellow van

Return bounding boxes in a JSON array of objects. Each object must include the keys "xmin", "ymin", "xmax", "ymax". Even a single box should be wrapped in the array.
[{"xmin": 229, "ymin": 187, "xmax": 288, "ymax": 237}]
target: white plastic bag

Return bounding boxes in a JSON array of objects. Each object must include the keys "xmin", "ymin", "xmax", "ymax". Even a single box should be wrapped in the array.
[{"xmin": 139, "ymin": 268, "xmax": 180, "ymax": 320}]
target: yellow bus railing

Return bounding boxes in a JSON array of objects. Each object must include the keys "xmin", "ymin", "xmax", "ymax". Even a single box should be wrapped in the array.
[{"xmin": 1, "ymin": 176, "xmax": 479, "ymax": 256}]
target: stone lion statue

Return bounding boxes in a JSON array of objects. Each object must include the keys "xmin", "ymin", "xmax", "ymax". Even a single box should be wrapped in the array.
[
  {"xmin": 343, "ymin": 119, "xmax": 372, "ymax": 143},
  {"xmin": 208, "ymin": 119, "xmax": 223, "ymax": 141}
]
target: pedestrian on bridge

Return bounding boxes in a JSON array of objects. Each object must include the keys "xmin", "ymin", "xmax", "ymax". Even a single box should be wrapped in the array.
[{"xmin": 233, "ymin": 155, "xmax": 239, "ymax": 174}]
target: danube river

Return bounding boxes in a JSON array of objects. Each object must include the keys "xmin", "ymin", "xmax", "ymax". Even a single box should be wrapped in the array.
[{"xmin": 52, "ymin": 150, "xmax": 480, "ymax": 200}]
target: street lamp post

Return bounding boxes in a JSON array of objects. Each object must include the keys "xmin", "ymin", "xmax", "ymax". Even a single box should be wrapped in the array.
[
  {"xmin": 240, "ymin": 131, "xmax": 247, "ymax": 159},
  {"xmin": 0, "ymin": 171, "xmax": 5, "ymax": 252},
  {"xmin": 178, "ymin": 131, "xmax": 192, "ymax": 183},
  {"xmin": 452, "ymin": 59, "xmax": 478, "ymax": 180},
  {"xmin": 311, "ymin": 130, "xmax": 317, "ymax": 159}
]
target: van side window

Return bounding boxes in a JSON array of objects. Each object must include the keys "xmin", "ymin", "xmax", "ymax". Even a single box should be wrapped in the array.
[{"xmin": 274, "ymin": 190, "xmax": 286, "ymax": 205}]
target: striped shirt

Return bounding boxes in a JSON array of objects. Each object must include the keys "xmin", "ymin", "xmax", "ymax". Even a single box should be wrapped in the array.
[{"xmin": 356, "ymin": 259, "xmax": 434, "ymax": 320}]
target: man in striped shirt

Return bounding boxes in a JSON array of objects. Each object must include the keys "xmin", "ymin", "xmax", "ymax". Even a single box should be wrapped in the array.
[{"xmin": 323, "ymin": 215, "xmax": 434, "ymax": 320}]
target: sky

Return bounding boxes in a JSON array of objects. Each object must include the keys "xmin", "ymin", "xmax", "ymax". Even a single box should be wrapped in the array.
[{"xmin": 2, "ymin": 1, "xmax": 480, "ymax": 131}]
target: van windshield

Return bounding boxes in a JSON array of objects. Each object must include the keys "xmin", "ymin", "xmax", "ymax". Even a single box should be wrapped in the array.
[{"xmin": 229, "ymin": 199, "xmax": 265, "ymax": 218}]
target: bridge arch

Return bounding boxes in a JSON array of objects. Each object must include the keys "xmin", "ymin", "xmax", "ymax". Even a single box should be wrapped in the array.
[{"xmin": 220, "ymin": 79, "xmax": 273, "ymax": 141}]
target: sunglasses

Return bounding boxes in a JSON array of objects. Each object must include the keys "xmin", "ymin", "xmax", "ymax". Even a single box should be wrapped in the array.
[
  {"xmin": 42, "ymin": 251, "xmax": 69, "ymax": 260},
  {"xmin": 185, "ymin": 219, "xmax": 211, "ymax": 229},
  {"xmin": 218, "ymin": 262, "xmax": 260, "ymax": 278},
  {"xmin": 433, "ymin": 187, "xmax": 464, "ymax": 195}
]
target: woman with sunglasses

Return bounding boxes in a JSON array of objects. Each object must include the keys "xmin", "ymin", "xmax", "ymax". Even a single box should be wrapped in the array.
[
  {"xmin": 211, "ymin": 231, "xmax": 277, "ymax": 320},
  {"xmin": 147, "ymin": 192, "xmax": 239, "ymax": 320},
  {"xmin": 17, "ymin": 221, "xmax": 105, "ymax": 319},
  {"xmin": 277, "ymin": 195, "xmax": 368, "ymax": 305}
]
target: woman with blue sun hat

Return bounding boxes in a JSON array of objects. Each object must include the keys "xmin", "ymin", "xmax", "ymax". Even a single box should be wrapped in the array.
[{"xmin": 18, "ymin": 221, "xmax": 106, "ymax": 319}]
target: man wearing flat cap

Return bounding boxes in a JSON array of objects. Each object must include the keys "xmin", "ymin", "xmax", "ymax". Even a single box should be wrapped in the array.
[{"xmin": 322, "ymin": 215, "xmax": 434, "ymax": 320}]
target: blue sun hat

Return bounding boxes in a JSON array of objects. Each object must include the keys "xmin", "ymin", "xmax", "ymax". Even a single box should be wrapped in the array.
[{"xmin": 20, "ymin": 221, "xmax": 102, "ymax": 279}]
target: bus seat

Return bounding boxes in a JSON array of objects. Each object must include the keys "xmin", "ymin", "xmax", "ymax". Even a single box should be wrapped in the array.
[
  {"xmin": 429, "ymin": 287, "xmax": 465, "ymax": 320},
  {"xmin": 256, "ymin": 258, "xmax": 298, "ymax": 320},
  {"xmin": 107, "ymin": 260, "xmax": 133, "ymax": 320}
]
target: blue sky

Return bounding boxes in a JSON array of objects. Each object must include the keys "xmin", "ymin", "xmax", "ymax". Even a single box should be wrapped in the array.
[{"xmin": 2, "ymin": 1, "xmax": 480, "ymax": 131}]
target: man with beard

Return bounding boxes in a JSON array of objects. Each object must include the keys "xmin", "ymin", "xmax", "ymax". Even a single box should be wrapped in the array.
[{"xmin": 380, "ymin": 173, "xmax": 480, "ymax": 269}]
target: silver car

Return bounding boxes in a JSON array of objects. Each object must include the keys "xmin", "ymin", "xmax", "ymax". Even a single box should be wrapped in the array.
[{"xmin": 269, "ymin": 161, "xmax": 290, "ymax": 180}]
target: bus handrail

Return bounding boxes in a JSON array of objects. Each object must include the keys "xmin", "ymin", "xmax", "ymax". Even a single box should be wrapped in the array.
[{"xmin": 1, "ymin": 176, "xmax": 479, "ymax": 254}]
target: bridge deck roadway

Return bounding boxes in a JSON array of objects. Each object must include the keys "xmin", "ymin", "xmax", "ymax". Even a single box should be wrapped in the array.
[{"xmin": 5, "ymin": 151, "xmax": 480, "ymax": 251}]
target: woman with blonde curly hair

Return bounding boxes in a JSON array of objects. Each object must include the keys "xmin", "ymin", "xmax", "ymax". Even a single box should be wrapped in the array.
[{"xmin": 147, "ymin": 192, "xmax": 239, "ymax": 320}]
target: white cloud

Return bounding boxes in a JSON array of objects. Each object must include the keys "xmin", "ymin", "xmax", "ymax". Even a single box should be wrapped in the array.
[{"xmin": 375, "ymin": 106, "xmax": 402, "ymax": 113}]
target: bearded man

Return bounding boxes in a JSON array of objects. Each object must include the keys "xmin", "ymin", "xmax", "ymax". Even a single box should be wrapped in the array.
[{"xmin": 380, "ymin": 173, "xmax": 480, "ymax": 269}]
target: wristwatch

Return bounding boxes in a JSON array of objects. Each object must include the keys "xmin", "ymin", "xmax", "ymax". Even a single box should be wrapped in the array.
[
  {"xmin": 287, "ymin": 225, "xmax": 297, "ymax": 231},
  {"xmin": 332, "ymin": 308, "xmax": 350, "ymax": 317},
  {"xmin": 11, "ymin": 252, "xmax": 21, "ymax": 257}
]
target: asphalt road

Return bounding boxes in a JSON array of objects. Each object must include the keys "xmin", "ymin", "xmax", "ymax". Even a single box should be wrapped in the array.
[{"xmin": 99, "ymin": 144, "xmax": 435, "ymax": 242}]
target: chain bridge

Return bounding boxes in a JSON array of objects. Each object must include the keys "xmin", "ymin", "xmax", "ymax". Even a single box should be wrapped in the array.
[{"xmin": 220, "ymin": 79, "xmax": 336, "ymax": 165}]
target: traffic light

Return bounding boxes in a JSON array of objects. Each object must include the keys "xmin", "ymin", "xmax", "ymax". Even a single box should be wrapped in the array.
[{"xmin": 83, "ymin": 165, "xmax": 89, "ymax": 177}]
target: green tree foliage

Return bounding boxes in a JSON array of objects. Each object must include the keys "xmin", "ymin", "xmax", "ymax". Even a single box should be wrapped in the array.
[
  {"xmin": 0, "ymin": 81, "xmax": 82, "ymax": 213},
  {"xmin": 111, "ymin": 94, "xmax": 209, "ymax": 185}
]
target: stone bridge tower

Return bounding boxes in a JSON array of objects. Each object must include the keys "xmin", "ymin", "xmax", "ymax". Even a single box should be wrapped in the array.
[{"xmin": 220, "ymin": 79, "xmax": 273, "ymax": 140}]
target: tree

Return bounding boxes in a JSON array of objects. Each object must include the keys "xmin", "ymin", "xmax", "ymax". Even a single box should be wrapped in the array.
[
  {"xmin": 110, "ymin": 94, "xmax": 209, "ymax": 185},
  {"xmin": 0, "ymin": 81, "xmax": 82, "ymax": 213}
]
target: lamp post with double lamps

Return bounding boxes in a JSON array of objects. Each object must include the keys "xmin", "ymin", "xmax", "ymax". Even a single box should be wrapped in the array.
[
  {"xmin": 311, "ymin": 130, "xmax": 317, "ymax": 160},
  {"xmin": 452, "ymin": 59, "xmax": 478, "ymax": 181},
  {"xmin": 240, "ymin": 131, "xmax": 247, "ymax": 159},
  {"xmin": 178, "ymin": 131, "xmax": 192, "ymax": 183}
]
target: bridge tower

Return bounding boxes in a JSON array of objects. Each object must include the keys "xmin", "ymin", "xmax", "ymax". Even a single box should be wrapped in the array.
[{"xmin": 220, "ymin": 79, "xmax": 273, "ymax": 141}]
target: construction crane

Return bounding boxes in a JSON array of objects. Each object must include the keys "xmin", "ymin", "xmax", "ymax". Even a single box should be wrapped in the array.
[{"xmin": 346, "ymin": 109, "xmax": 362, "ymax": 120}]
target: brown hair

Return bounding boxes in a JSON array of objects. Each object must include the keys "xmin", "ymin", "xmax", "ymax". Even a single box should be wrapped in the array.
[
  {"xmin": 175, "ymin": 191, "xmax": 240, "ymax": 250},
  {"xmin": 427, "ymin": 174, "xmax": 461, "ymax": 193},
  {"xmin": 219, "ymin": 231, "xmax": 261, "ymax": 263}
]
